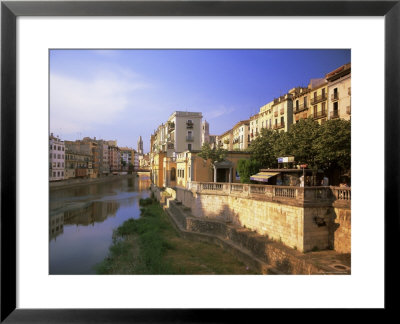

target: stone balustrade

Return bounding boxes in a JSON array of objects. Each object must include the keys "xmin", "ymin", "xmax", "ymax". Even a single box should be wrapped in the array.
[{"xmin": 188, "ymin": 181, "xmax": 350, "ymax": 207}]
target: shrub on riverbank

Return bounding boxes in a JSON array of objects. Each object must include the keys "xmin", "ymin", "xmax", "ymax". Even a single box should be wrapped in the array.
[
  {"xmin": 139, "ymin": 197, "xmax": 153, "ymax": 206},
  {"xmin": 96, "ymin": 202, "xmax": 175, "ymax": 274},
  {"xmin": 95, "ymin": 201, "xmax": 257, "ymax": 274}
]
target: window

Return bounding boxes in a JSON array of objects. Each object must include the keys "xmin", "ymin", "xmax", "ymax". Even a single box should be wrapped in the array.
[
  {"xmin": 281, "ymin": 116, "xmax": 284, "ymax": 125},
  {"xmin": 188, "ymin": 144, "xmax": 192, "ymax": 151},
  {"xmin": 171, "ymin": 168, "xmax": 176, "ymax": 181},
  {"xmin": 314, "ymin": 106, "xmax": 317, "ymax": 116},
  {"xmin": 53, "ymin": 172, "xmax": 56, "ymax": 177},
  {"xmin": 333, "ymin": 102, "xmax": 339, "ymax": 112},
  {"xmin": 322, "ymin": 102, "xmax": 326, "ymax": 113},
  {"xmin": 322, "ymin": 88, "xmax": 325, "ymax": 96}
]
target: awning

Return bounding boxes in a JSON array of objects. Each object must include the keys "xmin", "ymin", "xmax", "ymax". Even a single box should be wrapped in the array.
[{"xmin": 250, "ymin": 172, "xmax": 280, "ymax": 182}]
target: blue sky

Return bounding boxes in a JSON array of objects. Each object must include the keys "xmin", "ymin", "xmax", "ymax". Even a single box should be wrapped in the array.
[{"xmin": 50, "ymin": 49, "xmax": 350, "ymax": 153}]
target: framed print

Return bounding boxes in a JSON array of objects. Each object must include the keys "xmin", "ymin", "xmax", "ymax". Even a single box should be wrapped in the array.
[{"xmin": 1, "ymin": 0, "xmax": 399, "ymax": 321}]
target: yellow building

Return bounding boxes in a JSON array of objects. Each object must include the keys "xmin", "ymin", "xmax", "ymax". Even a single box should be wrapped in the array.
[
  {"xmin": 292, "ymin": 87, "xmax": 311, "ymax": 124},
  {"xmin": 232, "ymin": 120, "xmax": 250, "ymax": 151},
  {"xmin": 326, "ymin": 63, "xmax": 351, "ymax": 121},
  {"xmin": 217, "ymin": 129, "xmax": 233, "ymax": 151},
  {"xmin": 271, "ymin": 93, "xmax": 294, "ymax": 132},
  {"xmin": 175, "ymin": 151, "xmax": 212, "ymax": 188},
  {"xmin": 173, "ymin": 150, "xmax": 251, "ymax": 188},
  {"xmin": 151, "ymin": 151, "xmax": 166, "ymax": 188},
  {"xmin": 258, "ymin": 101, "xmax": 274, "ymax": 131},
  {"xmin": 249, "ymin": 113, "xmax": 260, "ymax": 143},
  {"xmin": 307, "ymin": 79, "xmax": 329, "ymax": 125}
]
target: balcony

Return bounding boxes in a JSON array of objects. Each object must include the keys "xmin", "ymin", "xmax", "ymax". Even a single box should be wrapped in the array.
[
  {"xmin": 168, "ymin": 122, "xmax": 175, "ymax": 132},
  {"xmin": 331, "ymin": 92, "xmax": 339, "ymax": 101},
  {"xmin": 280, "ymin": 108, "xmax": 284, "ymax": 115},
  {"xmin": 273, "ymin": 122, "xmax": 285, "ymax": 130},
  {"xmin": 310, "ymin": 94, "xmax": 327, "ymax": 105},
  {"xmin": 294, "ymin": 103, "xmax": 308, "ymax": 113},
  {"xmin": 186, "ymin": 121, "xmax": 194, "ymax": 129},
  {"xmin": 330, "ymin": 110, "xmax": 339, "ymax": 119},
  {"xmin": 186, "ymin": 136, "xmax": 194, "ymax": 142},
  {"xmin": 313, "ymin": 110, "xmax": 327, "ymax": 119}
]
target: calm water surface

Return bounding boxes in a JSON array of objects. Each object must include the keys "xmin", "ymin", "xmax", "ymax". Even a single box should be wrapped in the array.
[{"xmin": 49, "ymin": 175, "xmax": 151, "ymax": 274}]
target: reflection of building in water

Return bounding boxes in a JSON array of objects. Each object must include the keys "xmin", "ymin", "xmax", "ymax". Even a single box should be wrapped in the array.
[
  {"xmin": 50, "ymin": 213, "xmax": 64, "ymax": 241},
  {"xmin": 63, "ymin": 201, "xmax": 119, "ymax": 226},
  {"xmin": 138, "ymin": 174, "xmax": 151, "ymax": 192}
]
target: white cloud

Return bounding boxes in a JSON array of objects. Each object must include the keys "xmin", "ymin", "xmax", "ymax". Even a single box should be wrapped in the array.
[
  {"xmin": 205, "ymin": 106, "xmax": 235, "ymax": 120},
  {"xmin": 50, "ymin": 72, "xmax": 149, "ymax": 134}
]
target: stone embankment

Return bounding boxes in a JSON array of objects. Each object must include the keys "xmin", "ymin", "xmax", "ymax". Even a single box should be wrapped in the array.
[
  {"xmin": 154, "ymin": 187, "xmax": 351, "ymax": 275},
  {"xmin": 50, "ymin": 173, "xmax": 138, "ymax": 190}
]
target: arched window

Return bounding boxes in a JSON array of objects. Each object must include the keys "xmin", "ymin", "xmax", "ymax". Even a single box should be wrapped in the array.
[{"xmin": 171, "ymin": 167, "xmax": 176, "ymax": 181}]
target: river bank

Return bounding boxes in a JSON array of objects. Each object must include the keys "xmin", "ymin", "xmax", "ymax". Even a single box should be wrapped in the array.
[
  {"xmin": 96, "ymin": 197, "xmax": 258, "ymax": 274},
  {"xmin": 50, "ymin": 173, "xmax": 144, "ymax": 191}
]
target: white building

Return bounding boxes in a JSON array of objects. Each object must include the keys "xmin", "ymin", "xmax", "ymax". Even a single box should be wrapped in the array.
[
  {"xmin": 165, "ymin": 111, "xmax": 203, "ymax": 156},
  {"xmin": 49, "ymin": 133, "xmax": 65, "ymax": 181}
]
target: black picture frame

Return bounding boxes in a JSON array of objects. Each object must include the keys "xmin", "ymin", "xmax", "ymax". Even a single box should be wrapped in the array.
[{"xmin": 1, "ymin": 0, "xmax": 398, "ymax": 322}]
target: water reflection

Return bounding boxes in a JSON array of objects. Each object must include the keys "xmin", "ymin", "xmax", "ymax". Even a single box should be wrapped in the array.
[{"xmin": 49, "ymin": 175, "xmax": 151, "ymax": 274}]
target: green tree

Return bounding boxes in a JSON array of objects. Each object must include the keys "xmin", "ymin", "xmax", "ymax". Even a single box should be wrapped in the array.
[
  {"xmin": 237, "ymin": 159, "xmax": 261, "ymax": 183},
  {"xmin": 286, "ymin": 117, "xmax": 321, "ymax": 167},
  {"xmin": 247, "ymin": 128, "xmax": 282, "ymax": 168},
  {"xmin": 313, "ymin": 119, "xmax": 351, "ymax": 171},
  {"xmin": 198, "ymin": 143, "xmax": 227, "ymax": 165}
]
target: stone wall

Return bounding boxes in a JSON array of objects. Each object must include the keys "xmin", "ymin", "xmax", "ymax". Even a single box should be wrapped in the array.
[
  {"xmin": 166, "ymin": 201, "xmax": 338, "ymax": 274},
  {"xmin": 331, "ymin": 207, "xmax": 351, "ymax": 253},
  {"xmin": 175, "ymin": 186, "xmax": 350, "ymax": 253}
]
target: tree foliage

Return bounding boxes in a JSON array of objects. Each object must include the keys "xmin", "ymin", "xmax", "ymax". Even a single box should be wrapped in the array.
[
  {"xmin": 236, "ymin": 159, "xmax": 261, "ymax": 183},
  {"xmin": 198, "ymin": 142, "xmax": 227, "ymax": 165},
  {"xmin": 247, "ymin": 117, "xmax": 351, "ymax": 173},
  {"xmin": 313, "ymin": 119, "xmax": 351, "ymax": 171}
]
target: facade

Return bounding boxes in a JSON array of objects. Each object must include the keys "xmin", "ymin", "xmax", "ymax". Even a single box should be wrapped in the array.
[
  {"xmin": 292, "ymin": 87, "xmax": 311, "ymax": 124},
  {"xmin": 166, "ymin": 111, "xmax": 203, "ymax": 154},
  {"xmin": 65, "ymin": 137, "xmax": 104, "ymax": 178},
  {"xmin": 139, "ymin": 153, "xmax": 150, "ymax": 168},
  {"xmin": 307, "ymin": 79, "xmax": 329, "ymax": 125},
  {"xmin": 108, "ymin": 145, "xmax": 121, "ymax": 172},
  {"xmin": 65, "ymin": 150, "xmax": 93, "ymax": 179},
  {"xmin": 232, "ymin": 120, "xmax": 250, "ymax": 151},
  {"xmin": 217, "ymin": 129, "xmax": 233, "ymax": 151},
  {"xmin": 151, "ymin": 151, "xmax": 166, "ymax": 187},
  {"xmin": 49, "ymin": 133, "xmax": 65, "ymax": 181},
  {"xmin": 96, "ymin": 140, "xmax": 109, "ymax": 176},
  {"xmin": 271, "ymin": 93, "xmax": 294, "ymax": 132},
  {"xmin": 249, "ymin": 113, "xmax": 260, "ymax": 144},
  {"xmin": 119, "ymin": 147, "xmax": 135, "ymax": 170},
  {"xmin": 326, "ymin": 63, "xmax": 351, "ymax": 121}
]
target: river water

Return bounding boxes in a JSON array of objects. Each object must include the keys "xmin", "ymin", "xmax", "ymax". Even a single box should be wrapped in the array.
[{"xmin": 49, "ymin": 174, "xmax": 151, "ymax": 274}]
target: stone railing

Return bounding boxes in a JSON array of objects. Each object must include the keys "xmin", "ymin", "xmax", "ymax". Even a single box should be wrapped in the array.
[{"xmin": 188, "ymin": 181, "xmax": 350, "ymax": 207}]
